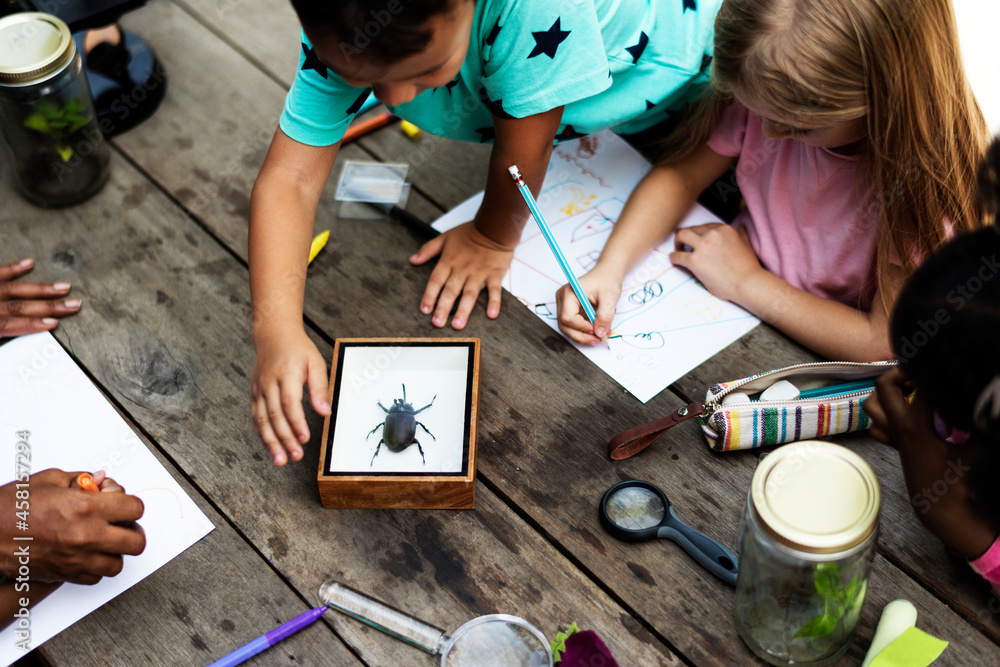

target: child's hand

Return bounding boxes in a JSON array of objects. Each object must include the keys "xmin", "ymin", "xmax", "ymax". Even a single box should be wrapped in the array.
[
  {"xmin": 867, "ymin": 368, "xmax": 997, "ymax": 558},
  {"xmin": 0, "ymin": 258, "xmax": 82, "ymax": 337},
  {"xmin": 410, "ymin": 221, "xmax": 514, "ymax": 329},
  {"xmin": 556, "ymin": 266, "xmax": 622, "ymax": 344},
  {"xmin": 669, "ymin": 224, "xmax": 761, "ymax": 302},
  {"xmin": 250, "ymin": 328, "xmax": 331, "ymax": 466}
]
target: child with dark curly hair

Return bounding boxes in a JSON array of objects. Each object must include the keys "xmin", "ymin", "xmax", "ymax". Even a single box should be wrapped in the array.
[{"xmin": 867, "ymin": 137, "xmax": 1000, "ymax": 591}]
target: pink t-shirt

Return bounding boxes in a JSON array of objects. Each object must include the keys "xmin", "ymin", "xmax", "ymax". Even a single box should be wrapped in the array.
[{"xmin": 707, "ymin": 103, "xmax": 879, "ymax": 309}]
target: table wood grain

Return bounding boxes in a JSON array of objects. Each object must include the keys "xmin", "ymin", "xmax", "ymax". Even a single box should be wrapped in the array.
[{"xmin": 1, "ymin": 1, "xmax": 997, "ymax": 664}]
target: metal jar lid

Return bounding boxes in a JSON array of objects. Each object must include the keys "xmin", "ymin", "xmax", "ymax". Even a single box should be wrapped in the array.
[
  {"xmin": 0, "ymin": 13, "xmax": 75, "ymax": 86},
  {"xmin": 750, "ymin": 440, "xmax": 880, "ymax": 554}
]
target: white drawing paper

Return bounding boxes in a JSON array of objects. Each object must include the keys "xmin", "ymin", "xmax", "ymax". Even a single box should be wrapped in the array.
[
  {"xmin": 433, "ymin": 131, "xmax": 759, "ymax": 402},
  {"xmin": 0, "ymin": 332, "xmax": 215, "ymax": 665}
]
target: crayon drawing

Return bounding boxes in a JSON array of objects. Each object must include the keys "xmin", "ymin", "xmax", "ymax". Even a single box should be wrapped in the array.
[{"xmin": 434, "ymin": 132, "xmax": 759, "ymax": 402}]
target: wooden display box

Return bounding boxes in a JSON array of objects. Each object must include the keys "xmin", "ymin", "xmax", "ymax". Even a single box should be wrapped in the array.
[{"xmin": 318, "ymin": 338, "xmax": 480, "ymax": 509}]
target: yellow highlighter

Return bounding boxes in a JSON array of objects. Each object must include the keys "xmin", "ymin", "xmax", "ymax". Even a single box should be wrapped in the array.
[{"xmin": 308, "ymin": 230, "xmax": 329, "ymax": 265}]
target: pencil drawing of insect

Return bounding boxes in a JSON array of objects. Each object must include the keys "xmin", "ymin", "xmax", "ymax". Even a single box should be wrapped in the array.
[{"xmin": 367, "ymin": 384, "xmax": 436, "ymax": 466}]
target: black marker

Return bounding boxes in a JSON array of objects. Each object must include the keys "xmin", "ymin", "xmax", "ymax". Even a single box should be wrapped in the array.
[{"xmin": 367, "ymin": 202, "xmax": 440, "ymax": 238}]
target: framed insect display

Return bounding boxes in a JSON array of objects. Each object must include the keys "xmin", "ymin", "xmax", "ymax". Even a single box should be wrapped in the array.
[{"xmin": 318, "ymin": 338, "xmax": 480, "ymax": 509}]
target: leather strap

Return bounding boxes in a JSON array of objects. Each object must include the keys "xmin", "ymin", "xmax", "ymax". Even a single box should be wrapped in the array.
[{"xmin": 607, "ymin": 401, "xmax": 705, "ymax": 460}]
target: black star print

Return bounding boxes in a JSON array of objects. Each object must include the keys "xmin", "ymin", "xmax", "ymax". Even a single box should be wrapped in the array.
[
  {"xmin": 301, "ymin": 43, "xmax": 327, "ymax": 79},
  {"xmin": 646, "ymin": 100, "xmax": 657, "ymax": 111},
  {"xmin": 437, "ymin": 77, "xmax": 460, "ymax": 95},
  {"xmin": 625, "ymin": 32, "xmax": 648, "ymax": 64},
  {"xmin": 475, "ymin": 126, "xmax": 495, "ymax": 143},
  {"xmin": 346, "ymin": 89, "xmax": 372, "ymax": 115},
  {"xmin": 485, "ymin": 18, "xmax": 502, "ymax": 47},
  {"xmin": 555, "ymin": 125, "xmax": 586, "ymax": 142},
  {"xmin": 528, "ymin": 18, "xmax": 570, "ymax": 59},
  {"xmin": 683, "ymin": 0, "xmax": 697, "ymax": 11},
  {"xmin": 477, "ymin": 87, "xmax": 514, "ymax": 119}
]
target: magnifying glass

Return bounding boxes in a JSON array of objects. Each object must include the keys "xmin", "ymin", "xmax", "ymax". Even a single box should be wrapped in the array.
[
  {"xmin": 319, "ymin": 580, "xmax": 553, "ymax": 666},
  {"xmin": 599, "ymin": 480, "xmax": 739, "ymax": 586}
]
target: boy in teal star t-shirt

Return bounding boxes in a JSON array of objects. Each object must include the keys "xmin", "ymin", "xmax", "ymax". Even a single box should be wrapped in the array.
[{"xmin": 249, "ymin": 0, "xmax": 719, "ymax": 465}]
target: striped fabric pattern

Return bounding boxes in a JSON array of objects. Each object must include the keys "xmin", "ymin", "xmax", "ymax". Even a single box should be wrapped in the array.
[{"xmin": 701, "ymin": 393, "xmax": 873, "ymax": 452}]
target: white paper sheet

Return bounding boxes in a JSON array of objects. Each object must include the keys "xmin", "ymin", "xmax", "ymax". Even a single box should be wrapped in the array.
[
  {"xmin": 433, "ymin": 131, "xmax": 759, "ymax": 402},
  {"xmin": 0, "ymin": 333, "xmax": 214, "ymax": 665}
]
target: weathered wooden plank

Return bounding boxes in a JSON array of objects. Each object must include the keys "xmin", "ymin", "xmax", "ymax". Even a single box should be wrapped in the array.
[
  {"xmin": 97, "ymin": 0, "xmax": 1000, "ymax": 658},
  {"xmin": 0, "ymin": 231, "xmax": 357, "ymax": 667},
  {"xmin": 3, "ymin": 149, "xmax": 677, "ymax": 664},
  {"xmin": 172, "ymin": 0, "xmax": 301, "ymax": 86}
]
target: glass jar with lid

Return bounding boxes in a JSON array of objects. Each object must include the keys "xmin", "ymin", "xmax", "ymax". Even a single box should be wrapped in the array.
[
  {"xmin": 734, "ymin": 440, "xmax": 880, "ymax": 666},
  {"xmin": 0, "ymin": 12, "xmax": 110, "ymax": 206}
]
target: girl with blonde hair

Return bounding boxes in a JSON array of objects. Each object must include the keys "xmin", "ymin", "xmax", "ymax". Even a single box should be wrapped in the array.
[{"xmin": 557, "ymin": 0, "xmax": 990, "ymax": 360}]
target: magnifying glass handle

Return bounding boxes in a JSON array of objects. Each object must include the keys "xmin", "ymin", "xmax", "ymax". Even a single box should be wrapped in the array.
[{"xmin": 658, "ymin": 511, "xmax": 739, "ymax": 586}]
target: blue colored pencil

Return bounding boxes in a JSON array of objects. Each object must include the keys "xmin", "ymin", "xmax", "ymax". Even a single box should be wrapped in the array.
[{"xmin": 508, "ymin": 165, "xmax": 610, "ymax": 346}]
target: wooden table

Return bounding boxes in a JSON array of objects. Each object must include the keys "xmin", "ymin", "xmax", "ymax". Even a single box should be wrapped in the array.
[{"xmin": 4, "ymin": 2, "xmax": 999, "ymax": 664}]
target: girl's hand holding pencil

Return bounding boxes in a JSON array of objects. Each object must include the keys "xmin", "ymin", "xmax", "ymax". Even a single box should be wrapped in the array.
[{"xmin": 556, "ymin": 267, "xmax": 622, "ymax": 346}]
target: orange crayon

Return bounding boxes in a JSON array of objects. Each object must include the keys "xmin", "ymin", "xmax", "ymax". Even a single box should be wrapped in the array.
[{"xmin": 76, "ymin": 472, "xmax": 100, "ymax": 493}]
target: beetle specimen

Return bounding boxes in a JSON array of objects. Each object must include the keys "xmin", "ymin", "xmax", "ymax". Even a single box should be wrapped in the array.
[{"xmin": 367, "ymin": 384, "xmax": 436, "ymax": 466}]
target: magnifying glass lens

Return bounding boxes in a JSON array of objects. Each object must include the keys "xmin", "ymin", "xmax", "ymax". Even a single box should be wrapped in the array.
[
  {"xmin": 444, "ymin": 616, "xmax": 552, "ymax": 666},
  {"xmin": 605, "ymin": 486, "xmax": 665, "ymax": 530}
]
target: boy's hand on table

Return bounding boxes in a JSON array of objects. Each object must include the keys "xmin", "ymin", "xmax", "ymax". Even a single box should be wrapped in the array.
[
  {"xmin": 669, "ymin": 224, "xmax": 761, "ymax": 302},
  {"xmin": 410, "ymin": 221, "xmax": 514, "ymax": 330},
  {"xmin": 556, "ymin": 266, "xmax": 622, "ymax": 345},
  {"xmin": 0, "ymin": 469, "xmax": 145, "ymax": 584},
  {"xmin": 250, "ymin": 327, "xmax": 331, "ymax": 465},
  {"xmin": 0, "ymin": 259, "xmax": 82, "ymax": 337}
]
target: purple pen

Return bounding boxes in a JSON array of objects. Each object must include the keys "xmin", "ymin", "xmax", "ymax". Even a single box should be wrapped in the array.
[{"xmin": 207, "ymin": 606, "xmax": 327, "ymax": 667}]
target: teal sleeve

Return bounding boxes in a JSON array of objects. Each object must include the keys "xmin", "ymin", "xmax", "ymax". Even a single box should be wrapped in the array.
[
  {"xmin": 480, "ymin": 0, "xmax": 612, "ymax": 119},
  {"xmin": 279, "ymin": 33, "xmax": 372, "ymax": 146}
]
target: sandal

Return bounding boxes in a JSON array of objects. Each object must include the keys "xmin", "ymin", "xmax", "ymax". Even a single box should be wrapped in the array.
[{"xmin": 74, "ymin": 24, "xmax": 167, "ymax": 137}]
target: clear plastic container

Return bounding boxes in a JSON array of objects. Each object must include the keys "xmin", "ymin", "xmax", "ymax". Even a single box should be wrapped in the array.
[
  {"xmin": 0, "ymin": 12, "xmax": 110, "ymax": 206},
  {"xmin": 734, "ymin": 441, "xmax": 880, "ymax": 665}
]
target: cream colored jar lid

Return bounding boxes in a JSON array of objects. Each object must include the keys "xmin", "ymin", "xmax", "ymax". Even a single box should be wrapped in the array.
[
  {"xmin": 751, "ymin": 441, "xmax": 880, "ymax": 554},
  {"xmin": 0, "ymin": 13, "xmax": 74, "ymax": 86}
]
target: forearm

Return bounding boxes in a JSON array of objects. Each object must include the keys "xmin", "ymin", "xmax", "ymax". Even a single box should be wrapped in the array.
[
  {"xmin": 476, "ymin": 108, "xmax": 565, "ymax": 248},
  {"xmin": 597, "ymin": 166, "xmax": 699, "ymax": 276},
  {"xmin": 734, "ymin": 270, "xmax": 893, "ymax": 360},
  {"xmin": 249, "ymin": 131, "xmax": 339, "ymax": 343}
]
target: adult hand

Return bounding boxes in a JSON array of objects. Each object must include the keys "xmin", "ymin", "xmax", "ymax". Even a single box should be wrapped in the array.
[
  {"xmin": 0, "ymin": 259, "xmax": 81, "ymax": 337},
  {"xmin": 250, "ymin": 326, "xmax": 331, "ymax": 465},
  {"xmin": 0, "ymin": 469, "xmax": 145, "ymax": 584},
  {"xmin": 668, "ymin": 224, "xmax": 761, "ymax": 302},
  {"xmin": 410, "ymin": 221, "xmax": 513, "ymax": 330},
  {"xmin": 556, "ymin": 265, "xmax": 623, "ymax": 345}
]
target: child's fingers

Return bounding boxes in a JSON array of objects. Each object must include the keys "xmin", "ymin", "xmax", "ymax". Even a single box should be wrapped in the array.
[
  {"xmin": 409, "ymin": 234, "xmax": 445, "ymax": 266},
  {"xmin": 307, "ymin": 355, "xmax": 332, "ymax": 418},
  {"xmin": 431, "ymin": 273, "xmax": 463, "ymax": 329},
  {"xmin": 420, "ymin": 263, "xmax": 451, "ymax": 322},
  {"xmin": 0, "ymin": 258, "xmax": 34, "ymax": 281},
  {"xmin": 449, "ymin": 282, "xmax": 482, "ymax": 330},
  {"xmin": 874, "ymin": 368, "xmax": 910, "ymax": 423},
  {"xmin": 485, "ymin": 276, "xmax": 503, "ymax": 320},
  {"xmin": 273, "ymin": 380, "xmax": 308, "ymax": 459},
  {"xmin": 593, "ymin": 295, "xmax": 616, "ymax": 339},
  {"xmin": 253, "ymin": 394, "xmax": 286, "ymax": 465}
]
